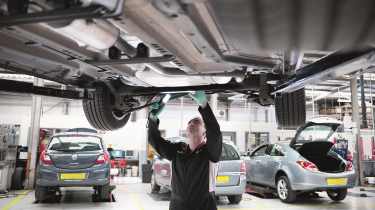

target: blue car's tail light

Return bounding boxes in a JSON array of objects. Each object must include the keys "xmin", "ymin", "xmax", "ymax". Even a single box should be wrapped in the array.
[
  {"xmin": 96, "ymin": 152, "xmax": 110, "ymax": 165},
  {"xmin": 40, "ymin": 151, "xmax": 53, "ymax": 166},
  {"xmin": 345, "ymin": 162, "xmax": 353, "ymax": 171}
]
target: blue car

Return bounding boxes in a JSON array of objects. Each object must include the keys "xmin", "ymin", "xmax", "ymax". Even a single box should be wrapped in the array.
[{"xmin": 35, "ymin": 132, "xmax": 111, "ymax": 202}]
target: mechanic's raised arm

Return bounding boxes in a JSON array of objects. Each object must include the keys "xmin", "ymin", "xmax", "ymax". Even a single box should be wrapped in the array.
[
  {"xmin": 199, "ymin": 104, "xmax": 222, "ymax": 162},
  {"xmin": 148, "ymin": 118, "xmax": 178, "ymax": 161}
]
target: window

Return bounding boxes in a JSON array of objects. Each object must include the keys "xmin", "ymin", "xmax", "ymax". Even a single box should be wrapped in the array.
[
  {"xmin": 253, "ymin": 107, "xmax": 258, "ymax": 122},
  {"xmin": 48, "ymin": 135, "xmax": 102, "ymax": 152},
  {"xmin": 222, "ymin": 131, "xmax": 236, "ymax": 145},
  {"xmin": 126, "ymin": 150, "xmax": 134, "ymax": 156},
  {"xmin": 220, "ymin": 144, "xmax": 240, "ymax": 160},
  {"xmin": 246, "ymin": 132, "xmax": 269, "ymax": 151},
  {"xmin": 110, "ymin": 150, "xmax": 126, "ymax": 158},
  {"xmin": 265, "ymin": 144, "xmax": 274, "ymax": 155},
  {"xmin": 270, "ymin": 144, "xmax": 284, "ymax": 156},
  {"xmin": 296, "ymin": 124, "xmax": 336, "ymax": 142},
  {"xmin": 252, "ymin": 145, "xmax": 267, "ymax": 157}
]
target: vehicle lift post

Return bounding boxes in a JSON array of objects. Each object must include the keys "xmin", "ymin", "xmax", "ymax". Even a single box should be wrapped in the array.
[
  {"xmin": 350, "ymin": 76, "xmax": 365, "ymax": 186},
  {"xmin": 25, "ymin": 78, "xmax": 43, "ymax": 189}
]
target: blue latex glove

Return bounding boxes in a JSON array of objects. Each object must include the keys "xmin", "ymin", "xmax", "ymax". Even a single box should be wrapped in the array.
[
  {"xmin": 189, "ymin": 91, "xmax": 208, "ymax": 107},
  {"xmin": 149, "ymin": 93, "xmax": 173, "ymax": 119},
  {"xmin": 149, "ymin": 102, "xmax": 165, "ymax": 119}
]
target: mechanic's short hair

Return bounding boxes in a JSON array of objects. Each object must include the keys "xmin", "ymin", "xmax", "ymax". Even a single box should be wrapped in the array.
[{"xmin": 187, "ymin": 117, "xmax": 203, "ymax": 125}]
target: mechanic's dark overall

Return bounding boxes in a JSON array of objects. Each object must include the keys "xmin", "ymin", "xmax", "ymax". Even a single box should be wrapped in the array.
[{"xmin": 148, "ymin": 104, "xmax": 222, "ymax": 210}]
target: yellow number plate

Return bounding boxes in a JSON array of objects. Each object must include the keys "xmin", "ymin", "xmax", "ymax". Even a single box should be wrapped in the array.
[
  {"xmin": 60, "ymin": 173, "xmax": 86, "ymax": 180},
  {"xmin": 326, "ymin": 178, "xmax": 348, "ymax": 186},
  {"xmin": 216, "ymin": 176, "xmax": 230, "ymax": 184}
]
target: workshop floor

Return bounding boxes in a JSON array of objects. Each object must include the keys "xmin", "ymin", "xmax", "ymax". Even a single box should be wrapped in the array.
[{"xmin": 1, "ymin": 177, "xmax": 375, "ymax": 210}]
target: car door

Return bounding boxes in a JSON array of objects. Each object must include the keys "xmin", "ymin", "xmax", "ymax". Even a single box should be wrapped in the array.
[
  {"xmin": 154, "ymin": 156, "xmax": 171, "ymax": 187},
  {"xmin": 153, "ymin": 157, "xmax": 162, "ymax": 185},
  {"xmin": 161, "ymin": 158, "xmax": 172, "ymax": 187},
  {"xmin": 262, "ymin": 144, "xmax": 285, "ymax": 186},
  {"xmin": 257, "ymin": 144, "xmax": 274, "ymax": 185},
  {"xmin": 217, "ymin": 143, "xmax": 242, "ymax": 187},
  {"xmin": 248, "ymin": 145, "xmax": 268, "ymax": 184}
]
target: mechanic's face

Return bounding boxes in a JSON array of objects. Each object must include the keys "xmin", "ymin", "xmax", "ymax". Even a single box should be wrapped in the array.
[{"xmin": 186, "ymin": 117, "xmax": 206, "ymax": 150}]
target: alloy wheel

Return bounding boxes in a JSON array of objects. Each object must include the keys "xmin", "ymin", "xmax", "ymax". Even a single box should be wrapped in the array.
[{"xmin": 277, "ymin": 179, "xmax": 288, "ymax": 200}]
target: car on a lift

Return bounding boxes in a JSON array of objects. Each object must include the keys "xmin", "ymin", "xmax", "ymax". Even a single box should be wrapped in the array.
[
  {"xmin": 246, "ymin": 118, "xmax": 356, "ymax": 203},
  {"xmin": 35, "ymin": 131, "xmax": 111, "ymax": 202},
  {"xmin": 151, "ymin": 138, "xmax": 246, "ymax": 204},
  {"xmin": 1, "ymin": 0, "xmax": 375, "ymax": 132}
]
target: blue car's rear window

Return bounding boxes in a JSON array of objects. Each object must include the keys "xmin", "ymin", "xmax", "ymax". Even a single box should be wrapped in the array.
[{"xmin": 48, "ymin": 136, "xmax": 102, "ymax": 152}]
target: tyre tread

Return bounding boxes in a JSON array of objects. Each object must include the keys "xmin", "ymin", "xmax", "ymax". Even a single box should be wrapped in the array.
[{"xmin": 82, "ymin": 84, "xmax": 130, "ymax": 131}]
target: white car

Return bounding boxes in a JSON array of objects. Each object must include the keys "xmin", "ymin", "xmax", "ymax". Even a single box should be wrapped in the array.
[{"xmin": 152, "ymin": 138, "xmax": 246, "ymax": 204}]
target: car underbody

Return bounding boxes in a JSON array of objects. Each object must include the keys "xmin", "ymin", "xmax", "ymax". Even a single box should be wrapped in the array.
[{"xmin": 1, "ymin": 0, "xmax": 375, "ymax": 130}]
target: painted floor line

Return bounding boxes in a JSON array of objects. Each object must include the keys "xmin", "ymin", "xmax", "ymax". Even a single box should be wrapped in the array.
[{"xmin": 1, "ymin": 190, "xmax": 30, "ymax": 210}]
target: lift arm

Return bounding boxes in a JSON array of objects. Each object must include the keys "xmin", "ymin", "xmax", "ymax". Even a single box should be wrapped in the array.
[
  {"xmin": 0, "ymin": 79, "xmax": 86, "ymax": 99},
  {"xmin": 274, "ymin": 46, "xmax": 375, "ymax": 94}
]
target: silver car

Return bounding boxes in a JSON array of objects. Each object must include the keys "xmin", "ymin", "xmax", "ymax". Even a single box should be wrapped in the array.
[
  {"xmin": 35, "ymin": 132, "xmax": 111, "ymax": 202},
  {"xmin": 152, "ymin": 138, "xmax": 246, "ymax": 204},
  {"xmin": 246, "ymin": 118, "xmax": 356, "ymax": 203}
]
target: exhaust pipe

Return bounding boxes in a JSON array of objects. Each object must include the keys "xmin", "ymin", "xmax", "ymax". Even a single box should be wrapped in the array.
[{"xmin": 52, "ymin": 19, "xmax": 119, "ymax": 51}]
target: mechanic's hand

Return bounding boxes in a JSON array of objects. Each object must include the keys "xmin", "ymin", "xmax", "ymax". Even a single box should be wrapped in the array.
[
  {"xmin": 149, "ymin": 102, "xmax": 165, "ymax": 120},
  {"xmin": 189, "ymin": 91, "xmax": 208, "ymax": 107}
]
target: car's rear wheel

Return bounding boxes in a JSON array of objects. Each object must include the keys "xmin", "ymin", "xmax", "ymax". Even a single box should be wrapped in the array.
[
  {"xmin": 83, "ymin": 84, "xmax": 131, "ymax": 131},
  {"xmin": 35, "ymin": 185, "xmax": 47, "ymax": 202},
  {"xmin": 276, "ymin": 176, "xmax": 297, "ymax": 203},
  {"xmin": 97, "ymin": 184, "xmax": 112, "ymax": 201},
  {"xmin": 227, "ymin": 195, "xmax": 242, "ymax": 204},
  {"xmin": 275, "ymin": 88, "xmax": 306, "ymax": 129},
  {"xmin": 327, "ymin": 189, "xmax": 347, "ymax": 201},
  {"xmin": 35, "ymin": 186, "xmax": 58, "ymax": 203},
  {"xmin": 151, "ymin": 173, "xmax": 160, "ymax": 194}
]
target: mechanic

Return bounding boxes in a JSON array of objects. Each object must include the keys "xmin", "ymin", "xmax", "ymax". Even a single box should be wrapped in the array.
[{"xmin": 148, "ymin": 91, "xmax": 223, "ymax": 210}]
